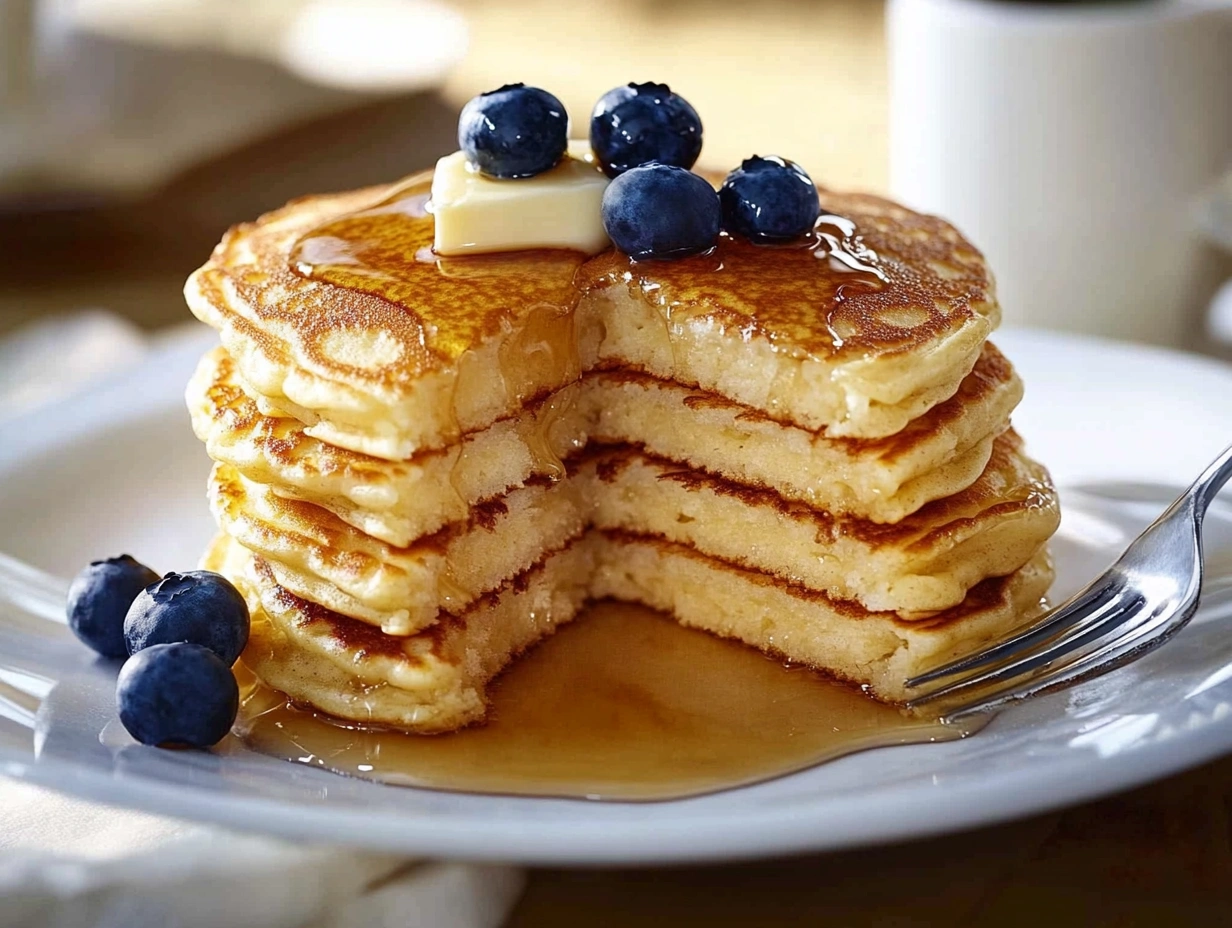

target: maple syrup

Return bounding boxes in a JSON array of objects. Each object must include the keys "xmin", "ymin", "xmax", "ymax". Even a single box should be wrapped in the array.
[
  {"xmin": 234, "ymin": 601, "xmax": 980, "ymax": 802},
  {"xmin": 290, "ymin": 176, "xmax": 585, "ymax": 365}
]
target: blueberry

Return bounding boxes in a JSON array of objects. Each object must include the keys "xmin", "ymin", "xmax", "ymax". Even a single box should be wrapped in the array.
[
  {"xmin": 458, "ymin": 83, "xmax": 568, "ymax": 179},
  {"xmin": 116, "ymin": 642, "xmax": 238, "ymax": 747},
  {"xmin": 124, "ymin": 570, "xmax": 249, "ymax": 665},
  {"xmin": 601, "ymin": 163, "xmax": 720, "ymax": 261},
  {"xmin": 66, "ymin": 555, "xmax": 160, "ymax": 659},
  {"xmin": 590, "ymin": 82, "xmax": 703, "ymax": 179},
  {"xmin": 719, "ymin": 155, "xmax": 821, "ymax": 243}
]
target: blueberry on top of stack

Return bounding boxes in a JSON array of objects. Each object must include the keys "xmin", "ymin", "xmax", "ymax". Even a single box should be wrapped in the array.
[
  {"xmin": 589, "ymin": 81, "xmax": 703, "ymax": 178},
  {"xmin": 458, "ymin": 83, "xmax": 569, "ymax": 179}
]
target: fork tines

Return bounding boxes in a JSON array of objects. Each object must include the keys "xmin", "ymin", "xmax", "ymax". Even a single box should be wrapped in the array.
[{"xmin": 904, "ymin": 576, "xmax": 1174, "ymax": 722}]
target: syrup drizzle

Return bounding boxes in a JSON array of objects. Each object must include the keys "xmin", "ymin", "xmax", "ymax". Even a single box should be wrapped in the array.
[
  {"xmin": 286, "ymin": 174, "xmax": 926, "ymax": 372},
  {"xmin": 581, "ymin": 223, "xmax": 887, "ymax": 358},
  {"xmin": 234, "ymin": 601, "xmax": 980, "ymax": 802},
  {"xmin": 289, "ymin": 177, "xmax": 584, "ymax": 364}
]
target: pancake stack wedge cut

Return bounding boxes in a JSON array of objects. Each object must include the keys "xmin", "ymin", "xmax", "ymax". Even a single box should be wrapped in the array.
[{"xmin": 185, "ymin": 170, "xmax": 1060, "ymax": 733}]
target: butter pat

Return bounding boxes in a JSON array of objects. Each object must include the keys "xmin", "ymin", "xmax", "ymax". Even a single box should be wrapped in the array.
[{"xmin": 430, "ymin": 142, "xmax": 610, "ymax": 256}]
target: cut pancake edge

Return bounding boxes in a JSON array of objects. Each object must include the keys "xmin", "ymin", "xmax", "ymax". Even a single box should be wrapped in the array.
[
  {"xmin": 210, "ymin": 424, "xmax": 1058, "ymax": 625},
  {"xmin": 188, "ymin": 337, "xmax": 1015, "ymax": 463},
  {"xmin": 188, "ymin": 340, "xmax": 1024, "ymax": 545},
  {"xmin": 209, "ymin": 531, "xmax": 1052, "ymax": 733},
  {"xmin": 212, "ymin": 531, "xmax": 595, "ymax": 734},
  {"xmin": 211, "ymin": 460, "xmax": 588, "ymax": 634}
]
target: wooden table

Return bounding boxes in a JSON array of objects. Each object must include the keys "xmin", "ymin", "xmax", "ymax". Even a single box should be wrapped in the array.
[{"xmin": 512, "ymin": 753, "xmax": 1232, "ymax": 926}]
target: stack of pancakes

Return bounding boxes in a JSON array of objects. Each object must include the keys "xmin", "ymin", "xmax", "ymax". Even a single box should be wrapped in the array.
[{"xmin": 186, "ymin": 173, "xmax": 1059, "ymax": 733}]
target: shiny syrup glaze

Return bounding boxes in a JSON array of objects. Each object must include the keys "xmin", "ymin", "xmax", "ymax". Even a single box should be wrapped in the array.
[
  {"xmin": 234, "ymin": 600, "xmax": 980, "ymax": 802},
  {"xmin": 583, "ymin": 213, "xmax": 886, "ymax": 358},
  {"xmin": 289, "ymin": 174, "xmax": 585, "ymax": 365},
  {"xmin": 286, "ymin": 173, "xmax": 991, "ymax": 369}
]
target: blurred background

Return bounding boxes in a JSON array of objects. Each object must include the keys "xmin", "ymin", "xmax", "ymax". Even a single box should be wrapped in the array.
[
  {"xmin": 0, "ymin": 0, "xmax": 887, "ymax": 339},
  {"xmin": 0, "ymin": 0, "xmax": 1229, "ymax": 350}
]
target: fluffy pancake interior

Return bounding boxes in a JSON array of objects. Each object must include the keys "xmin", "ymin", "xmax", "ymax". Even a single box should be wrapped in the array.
[
  {"xmin": 584, "ymin": 433, "xmax": 1058, "ymax": 617},
  {"xmin": 213, "ymin": 533, "xmax": 595, "ymax": 733},
  {"xmin": 213, "ymin": 532, "xmax": 1052, "ymax": 732},
  {"xmin": 188, "ymin": 341, "xmax": 1023, "ymax": 547},
  {"xmin": 219, "ymin": 427, "xmax": 1058, "ymax": 629},
  {"xmin": 210, "ymin": 463, "xmax": 588, "ymax": 634}
]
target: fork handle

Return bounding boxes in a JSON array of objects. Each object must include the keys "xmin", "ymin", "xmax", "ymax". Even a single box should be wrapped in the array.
[{"xmin": 1190, "ymin": 442, "xmax": 1232, "ymax": 518}]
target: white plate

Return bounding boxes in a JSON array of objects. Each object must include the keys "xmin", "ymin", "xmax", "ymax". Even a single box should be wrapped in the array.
[{"xmin": 2, "ymin": 327, "xmax": 1232, "ymax": 865}]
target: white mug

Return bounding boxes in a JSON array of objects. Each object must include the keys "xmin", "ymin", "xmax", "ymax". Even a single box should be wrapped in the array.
[{"xmin": 888, "ymin": 0, "xmax": 1232, "ymax": 348}]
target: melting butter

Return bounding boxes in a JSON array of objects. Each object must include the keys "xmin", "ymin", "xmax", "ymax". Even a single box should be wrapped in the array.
[{"xmin": 431, "ymin": 142, "xmax": 610, "ymax": 256}]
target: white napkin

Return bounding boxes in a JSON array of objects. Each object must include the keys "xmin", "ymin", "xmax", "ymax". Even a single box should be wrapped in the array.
[
  {"xmin": 0, "ymin": 782, "xmax": 524, "ymax": 928},
  {"xmin": 0, "ymin": 313, "xmax": 526, "ymax": 928},
  {"xmin": 0, "ymin": 311, "xmax": 147, "ymax": 424}
]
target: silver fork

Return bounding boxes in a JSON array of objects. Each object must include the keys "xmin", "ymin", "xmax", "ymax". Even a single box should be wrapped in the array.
[{"xmin": 906, "ymin": 443, "xmax": 1232, "ymax": 723}]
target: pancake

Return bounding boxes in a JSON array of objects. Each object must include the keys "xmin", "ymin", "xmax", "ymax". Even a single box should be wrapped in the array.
[
  {"xmin": 589, "ymin": 534, "xmax": 1053, "ymax": 705},
  {"xmin": 582, "ymin": 345, "xmax": 1019, "ymax": 525},
  {"xmin": 209, "ymin": 463, "xmax": 586, "ymax": 634},
  {"xmin": 185, "ymin": 174, "xmax": 998, "ymax": 461},
  {"xmin": 187, "ymin": 346, "xmax": 586, "ymax": 546},
  {"xmin": 209, "ymin": 531, "xmax": 1051, "ymax": 732},
  {"xmin": 582, "ymin": 431, "xmax": 1058, "ymax": 616},
  {"xmin": 188, "ymin": 341, "xmax": 1021, "ymax": 546},
  {"xmin": 209, "ymin": 532, "xmax": 594, "ymax": 733}
]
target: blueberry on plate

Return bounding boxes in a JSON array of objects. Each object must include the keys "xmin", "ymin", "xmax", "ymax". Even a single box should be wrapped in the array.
[
  {"xmin": 719, "ymin": 155, "xmax": 821, "ymax": 243},
  {"xmin": 601, "ymin": 163, "xmax": 720, "ymax": 261},
  {"xmin": 66, "ymin": 555, "xmax": 160, "ymax": 659},
  {"xmin": 590, "ymin": 82, "xmax": 703, "ymax": 178},
  {"xmin": 116, "ymin": 642, "xmax": 239, "ymax": 748},
  {"xmin": 458, "ymin": 83, "xmax": 568, "ymax": 179},
  {"xmin": 124, "ymin": 570, "xmax": 249, "ymax": 664}
]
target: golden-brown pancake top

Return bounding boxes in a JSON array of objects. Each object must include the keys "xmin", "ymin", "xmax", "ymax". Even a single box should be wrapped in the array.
[{"xmin": 188, "ymin": 170, "xmax": 995, "ymax": 392}]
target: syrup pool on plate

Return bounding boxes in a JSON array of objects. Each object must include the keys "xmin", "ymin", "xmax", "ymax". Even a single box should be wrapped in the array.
[{"xmin": 234, "ymin": 600, "xmax": 980, "ymax": 802}]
